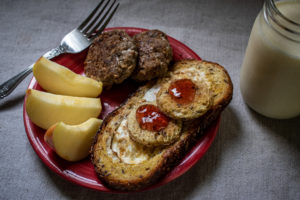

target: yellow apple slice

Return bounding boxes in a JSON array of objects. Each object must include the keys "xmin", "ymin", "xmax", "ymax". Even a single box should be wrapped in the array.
[
  {"xmin": 44, "ymin": 118, "xmax": 102, "ymax": 162},
  {"xmin": 25, "ymin": 89, "xmax": 101, "ymax": 130},
  {"xmin": 33, "ymin": 57, "xmax": 102, "ymax": 97}
]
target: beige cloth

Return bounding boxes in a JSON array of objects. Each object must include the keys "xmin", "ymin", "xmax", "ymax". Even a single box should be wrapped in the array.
[{"xmin": 0, "ymin": 0, "xmax": 299, "ymax": 199}]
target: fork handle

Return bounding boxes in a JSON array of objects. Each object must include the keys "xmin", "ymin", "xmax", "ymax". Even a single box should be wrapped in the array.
[{"xmin": 0, "ymin": 46, "xmax": 65, "ymax": 99}]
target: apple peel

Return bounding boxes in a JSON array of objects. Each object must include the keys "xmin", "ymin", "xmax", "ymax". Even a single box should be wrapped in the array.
[{"xmin": 44, "ymin": 118, "xmax": 102, "ymax": 162}]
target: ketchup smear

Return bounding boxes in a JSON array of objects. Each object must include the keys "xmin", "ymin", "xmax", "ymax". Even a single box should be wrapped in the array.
[
  {"xmin": 168, "ymin": 79, "xmax": 196, "ymax": 104},
  {"xmin": 136, "ymin": 104, "xmax": 169, "ymax": 132}
]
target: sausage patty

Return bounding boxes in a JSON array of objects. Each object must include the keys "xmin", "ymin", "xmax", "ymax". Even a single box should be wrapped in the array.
[
  {"xmin": 84, "ymin": 30, "xmax": 138, "ymax": 89},
  {"xmin": 131, "ymin": 30, "xmax": 173, "ymax": 82}
]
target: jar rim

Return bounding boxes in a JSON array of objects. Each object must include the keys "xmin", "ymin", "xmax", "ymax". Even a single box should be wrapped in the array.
[
  {"xmin": 264, "ymin": 0, "xmax": 300, "ymax": 42},
  {"xmin": 268, "ymin": 0, "xmax": 300, "ymax": 26}
]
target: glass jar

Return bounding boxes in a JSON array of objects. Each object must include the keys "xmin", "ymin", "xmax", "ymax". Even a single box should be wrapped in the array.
[{"xmin": 240, "ymin": 0, "xmax": 300, "ymax": 119}]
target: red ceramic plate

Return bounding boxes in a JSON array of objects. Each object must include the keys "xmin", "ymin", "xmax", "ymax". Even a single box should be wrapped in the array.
[{"xmin": 23, "ymin": 27, "xmax": 220, "ymax": 193}]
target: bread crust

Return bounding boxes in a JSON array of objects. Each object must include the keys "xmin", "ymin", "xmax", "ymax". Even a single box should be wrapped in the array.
[
  {"xmin": 91, "ymin": 60, "xmax": 233, "ymax": 191},
  {"xmin": 171, "ymin": 60, "xmax": 233, "ymax": 108}
]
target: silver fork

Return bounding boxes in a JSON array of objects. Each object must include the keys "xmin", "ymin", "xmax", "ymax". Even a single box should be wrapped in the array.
[{"xmin": 0, "ymin": 0, "xmax": 119, "ymax": 99}]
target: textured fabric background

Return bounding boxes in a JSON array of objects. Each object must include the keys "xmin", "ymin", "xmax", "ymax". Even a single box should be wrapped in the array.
[{"xmin": 0, "ymin": 0, "xmax": 299, "ymax": 199}]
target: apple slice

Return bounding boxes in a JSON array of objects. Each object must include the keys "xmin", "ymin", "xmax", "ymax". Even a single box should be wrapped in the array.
[
  {"xmin": 25, "ymin": 89, "xmax": 101, "ymax": 130},
  {"xmin": 44, "ymin": 118, "xmax": 102, "ymax": 162},
  {"xmin": 33, "ymin": 57, "xmax": 102, "ymax": 97}
]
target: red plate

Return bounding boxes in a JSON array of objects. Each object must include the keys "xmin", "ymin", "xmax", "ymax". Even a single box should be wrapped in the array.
[{"xmin": 23, "ymin": 27, "xmax": 220, "ymax": 193}]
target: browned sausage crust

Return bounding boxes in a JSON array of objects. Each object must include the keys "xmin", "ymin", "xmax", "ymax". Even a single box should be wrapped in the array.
[
  {"xmin": 131, "ymin": 30, "xmax": 173, "ymax": 82},
  {"xmin": 84, "ymin": 30, "xmax": 138, "ymax": 89}
]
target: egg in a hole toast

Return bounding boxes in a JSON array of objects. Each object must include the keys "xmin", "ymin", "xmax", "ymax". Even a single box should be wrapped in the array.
[{"xmin": 91, "ymin": 60, "xmax": 233, "ymax": 191}]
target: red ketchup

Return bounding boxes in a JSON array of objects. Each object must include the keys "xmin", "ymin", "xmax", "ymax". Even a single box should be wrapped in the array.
[
  {"xmin": 168, "ymin": 79, "xmax": 196, "ymax": 104},
  {"xmin": 136, "ymin": 104, "xmax": 169, "ymax": 132}
]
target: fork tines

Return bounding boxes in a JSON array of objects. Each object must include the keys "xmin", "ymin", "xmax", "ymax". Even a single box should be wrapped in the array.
[{"xmin": 78, "ymin": 0, "xmax": 119, "ymax": 39}]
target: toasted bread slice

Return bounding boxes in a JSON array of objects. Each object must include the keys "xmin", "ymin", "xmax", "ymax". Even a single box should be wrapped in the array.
[{"xmin": 91, "ymin": 60, "xmax": 233, "ymax": 191}]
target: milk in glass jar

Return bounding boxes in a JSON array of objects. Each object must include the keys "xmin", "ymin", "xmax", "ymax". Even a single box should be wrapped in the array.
[{"xmin": 240, "ymin": 0, "xmax": 300, "ymax": 119}]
